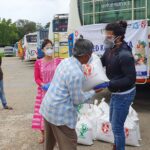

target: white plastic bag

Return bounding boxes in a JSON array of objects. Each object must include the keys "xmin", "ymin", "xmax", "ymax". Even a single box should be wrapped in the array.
[
  {"xmin": 76, "ymin": 116, "xmax": 93, "ymax": 145},
  {"xmin": 95, "ymin": 100, "xmax": 140, "ymax": 146},
  {"xmin": 125, "ymin": 117, "xmax": 140, "ymax": 146},
  {"xmin": 97, "ymin": 98, "xmax": 110, "ymax": 115},
  {"xmin": 86, "ymin": 103, "xmax": 100, "ymax": 140},
  {"xmin": 77, "ymin": 104, "xmax": 94, "ymax": 118},
  {"xmin": 87, "ymin": 113, "xmax": 98, "ymax": 140},
  {"xmin": 77, "ymin": 104, "xmax": 88, "ymax": 116},
  {"xmin": 82, "ymin": 53, "xmax": 109, "ymax": 91},
  {"xmin": 96, "ymin": 114, "xmax": 114, "ymax": 143},
  {"xmin": 128, "ymin": 105, "xmax": 139, "ymax": 121},
  {"xmin": 77, "ymin": 100, "xmax": 103, "ymax": 141},
  {"xmin": 96, "ymin": 98, "xmax": 110, "ymax": 141},
  {"xmin": 127, "ymin": 105, "xmax": 141, "ymax": 141}
]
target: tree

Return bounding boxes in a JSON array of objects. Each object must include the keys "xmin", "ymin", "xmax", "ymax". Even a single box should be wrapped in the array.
[
  {"xmin": 45, "ymin": 22, "xmax": 50, "ymax": 29},
  {"xmin": 15, "ymin": 19, "xmax": 37, "ymax": 39},
  {"xmin": 0, "ymin": 18, "xmax": 19, "ymax": 46},
  {"xmin": 36, "ymin": 23, "xmax": 43, "ymax": 30},
  {"xmin": 0, "ymin": 18, "xmax": 45, "ymax": 46}
]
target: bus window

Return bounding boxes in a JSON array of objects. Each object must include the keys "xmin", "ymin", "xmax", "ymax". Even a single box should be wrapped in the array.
[
  {"xmin": 53, "ymin": 18, "xmax": 68, "ymax": 32},
  {"xmin": 26, "ymin": 35, "xmax": 37, "ymax": 43}
]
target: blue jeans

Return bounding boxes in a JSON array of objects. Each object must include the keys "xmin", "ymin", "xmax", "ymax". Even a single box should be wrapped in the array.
[
  {"xmin": 110, "ymin": 89, "xmax": 136, "ymax": 150},
  {"xmin": 0, "ymin": 80, "xmax": 7, "ymax": 108}
]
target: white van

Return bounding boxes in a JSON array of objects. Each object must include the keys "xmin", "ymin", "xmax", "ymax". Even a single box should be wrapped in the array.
[{"xmin": 4, "ymin": 46, "xmax": 14, "ymax": 57}]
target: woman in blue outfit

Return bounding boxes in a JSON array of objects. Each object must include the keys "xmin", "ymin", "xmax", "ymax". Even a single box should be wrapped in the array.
[{"xmin": 101, "ymin": 21, "xmax": 136, "ymax": 150}]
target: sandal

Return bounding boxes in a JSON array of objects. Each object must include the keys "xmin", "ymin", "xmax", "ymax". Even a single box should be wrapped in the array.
[
  {"xmin": 4, "ymin": 106, "xmax": 13, "ymax": 110},
  {"xmin": 38, "ymin": 136, "xmax": 44, "ymax": 144}
]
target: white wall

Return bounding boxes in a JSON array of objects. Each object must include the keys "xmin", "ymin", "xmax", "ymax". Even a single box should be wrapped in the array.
[{"xmin": 68, "ymin": 0, "xmax": 81, "ymax": 34}]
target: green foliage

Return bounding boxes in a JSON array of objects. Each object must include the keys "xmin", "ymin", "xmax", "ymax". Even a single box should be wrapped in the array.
[
  {"xmin": 15, "ymin": 19, "xmax": 37, "ymax": 39},
  {"xmin": 0, "ymin": 18, "xmax": 46, "ymax": 46},
  {"xmin": 45, "ymin": 22, "xmax": 50, "ymax": 29},
  {"xmin": 0, "ymin": 53, "xmax": 4, "ymax": 57},
  {"xmin": 0, "ymin": 18, "xmax": 19, "ymax": 46}
]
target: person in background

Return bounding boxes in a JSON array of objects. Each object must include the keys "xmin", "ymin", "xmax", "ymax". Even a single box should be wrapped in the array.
[
  {"xmin": 32, "ymin": 39, "xmax": 62, "ymax": 144},
  {"xmin": 40, "ymin": 39, "xmax": 103, "ymax": 150},
  {"xmin": 101, "ymin": 21, "xmax": 136, "ymax": 150},
  {"xmin": 37, "ymin": 48, "xmax": 45, "ymax": 59},
  {"xmin": 0, "ymin": 56, "xmax": 13, "ymax": 110}
]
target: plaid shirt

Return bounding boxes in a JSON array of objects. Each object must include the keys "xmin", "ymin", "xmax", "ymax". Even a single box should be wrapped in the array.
[{"xmin": 40, "ymin": 57, "xmax": 95, "ymax": 129}]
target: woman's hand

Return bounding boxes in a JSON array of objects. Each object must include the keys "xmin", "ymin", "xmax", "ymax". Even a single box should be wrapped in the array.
[
  {"xmin": 94, "ymin": 88, "xmax": 104, "ymax": 93},
  {"xmin": 41, "ymin": 83, "xmax": 51, "ymax": 91},
  {"xmin": 93, "ymin": 82, "xmax": 109, "ymax": 90}
]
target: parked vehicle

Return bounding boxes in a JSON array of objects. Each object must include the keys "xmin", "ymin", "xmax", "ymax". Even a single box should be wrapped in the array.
[
  {"xmin": 24, "ymin": 32, "xmax": 38, "ymax": 61},
  {"xmin": 49, "ymin": 14, "xmax": 69, "ymax": 58},
  {"xmin": 4, "ymin": 46, "xmax": 14, "ymax": 57},
  {"xmin": 68, "ymin": 0, "xmax": 150, "ymax": 84},
  {"xmin": 37, "ymin": 29, "xmax": 49, "ymax": 59}
]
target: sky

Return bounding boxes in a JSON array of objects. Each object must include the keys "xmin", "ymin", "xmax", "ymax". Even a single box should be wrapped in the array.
[{"xmin": 0, "ymin": 0, "xmax": 70, "ymax": 25}]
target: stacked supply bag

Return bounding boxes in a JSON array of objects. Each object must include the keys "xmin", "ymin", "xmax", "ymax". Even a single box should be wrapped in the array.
[
  {"xmin": 77, "ymin": 53, "xmax": 141, "ymax": 146},
  {"xmin": 76, "ymin": 99, "xmax": 141, "ymax": 147},
  {"xmin": 125, "ymin": 104, "xmax": 141, "ymax": 146},
  {"xmin": 96, "ymin": 99, "xmax": 114, "ymax": 143}
]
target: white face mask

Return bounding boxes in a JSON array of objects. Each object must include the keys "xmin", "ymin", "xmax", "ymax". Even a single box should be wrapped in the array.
[
  {"xmin": 45, "ymin": 48, "xmax": 54, "ymax": 56},
  {"xmin": 104, "ymin": 36, "xmax": 119, "ymax": 49}
]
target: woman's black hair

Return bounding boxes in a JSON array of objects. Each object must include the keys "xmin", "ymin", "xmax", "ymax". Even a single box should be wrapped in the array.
[
  {"xmin": 105, "ymin": 20, "xmax": 127, "ymax": 40},
  {"xmin": 41, "ymin": 39, "xmax": 53, "ymax": 49}
]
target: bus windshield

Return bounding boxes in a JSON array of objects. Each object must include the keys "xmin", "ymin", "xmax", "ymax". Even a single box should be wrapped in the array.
[
  {"xmin": 26, "ymin": 35, "xmax": 37, "ymax": 43},
  {"xmin": 39, "ymin": 29, "xmax": 48, "ymax": 40},
  {"xmin": 53, "ymin": 18, "xmax": 68, "ymax": 32}
]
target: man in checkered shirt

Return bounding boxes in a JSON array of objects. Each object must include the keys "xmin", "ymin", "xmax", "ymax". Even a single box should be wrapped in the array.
[{"xmin": 40, "ymin": 39, "xmax": 102, "ymax": 150}]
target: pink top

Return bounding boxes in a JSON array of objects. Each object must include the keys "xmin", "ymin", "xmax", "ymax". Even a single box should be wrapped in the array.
[
  {"xmin": 32, "ymin": 57, "xmax": 62, "ymax": 131},
  {"xmin": 34, "ymin": 58, "xmax": 62, "ymax": 87}
]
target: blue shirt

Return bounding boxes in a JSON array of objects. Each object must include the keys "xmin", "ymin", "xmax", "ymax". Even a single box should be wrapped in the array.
[
  {"xmin": 40, "ymin": 57, "xmax": 95, "ymax": 129},
  {"xmin": 37, "ymin": 48, "xmax": 45, "ymax": 59}
]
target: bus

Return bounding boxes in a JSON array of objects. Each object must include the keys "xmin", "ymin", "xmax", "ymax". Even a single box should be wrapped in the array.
[
  {"xmin": 37, "ymin": 29, "xmax": 49, "ymax": 59},
  {"xmin": 37, "ymin": 29, "xmax": 49, "ymax": 50},
  {"xmin": 24, "ymin": 32, "xmax": 38, "ymax": 61},
  {"xmin": 68, "ymin": 0, "xmax": 150, "ymax": 84},
  {"xmin": 49, "ymin": 14, "xmax": 69, "ymax": 58}
]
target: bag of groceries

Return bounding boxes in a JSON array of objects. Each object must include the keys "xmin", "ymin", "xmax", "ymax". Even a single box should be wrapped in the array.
[
  {"xmin": 128, "ymin": 105, "xmax": 141, "ymax": 141},
  {"xmin": 96, "ymin": 114, "xmax": 114, "ymax": 143},
  {"xmin": 76, "ymin": 116, "xmax": 93, "ymax": 145},
  {"xmin": 82, "ymin": 53, "xmax": 109, "ymax": 91},
  {"xmin": 125, "ymin": 117, "xmax": 140, "ymax": 146}
]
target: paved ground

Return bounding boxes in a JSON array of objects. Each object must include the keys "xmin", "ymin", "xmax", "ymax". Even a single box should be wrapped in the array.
[{"xmin": 0, "ymin": 57, "xmax": 150, "ymax": 150}]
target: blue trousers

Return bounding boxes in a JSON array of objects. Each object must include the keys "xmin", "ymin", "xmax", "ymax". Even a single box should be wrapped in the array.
[
  {"xmin": 0, "ymin": 80, "xmax": 7, "ymax": 108},
  {"xmin": 110, "ymin": 89, "xmax": 136, "ymax": 150}
]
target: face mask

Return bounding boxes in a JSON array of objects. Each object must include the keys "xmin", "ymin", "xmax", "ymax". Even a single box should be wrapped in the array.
[
  {"xmin": 45, "ymin": 48, "xmax": 54, "ymax": 56},
  {"xmin": 104, "ymin": 36, "xmax": 119, "ymax": 49}
]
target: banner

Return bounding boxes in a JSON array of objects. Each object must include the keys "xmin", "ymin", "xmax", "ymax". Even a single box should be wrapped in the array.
[{"xmin": 74, "ymin": 20, "xmax": 149, "ymax": 79}]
